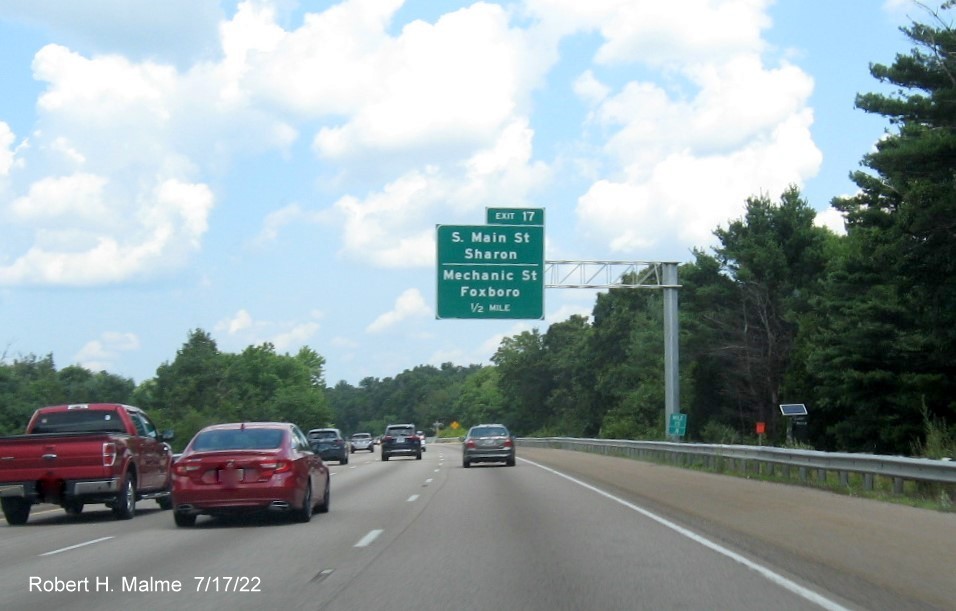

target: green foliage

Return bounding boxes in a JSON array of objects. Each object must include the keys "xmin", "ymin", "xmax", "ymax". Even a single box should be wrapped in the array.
[
  {"xmin": 130, "ymin": 330, "xmax": 331, "ymax": 450},
  {"xmin": 912, "ymin": 404, "xmax": 956, "ymax": 459},
  {"xmin": 0, "ymin": 354, "xmax": 135, "ymax": 435},
  {"xmin": 326, "ymin": 363, "xmax": 481, "ymax": 436},
  {"xmin": 699, "ymin": 422, "xmax": 740, "ymax": 445}
]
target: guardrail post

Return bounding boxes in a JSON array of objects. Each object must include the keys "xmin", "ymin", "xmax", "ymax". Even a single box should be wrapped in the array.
[
  {"xmin": 839, "ymin": 471, "xmax": 849, "ymax": 487},
  {"xmin": 863, "ymin": 473, "xmax": 874, "ymax": 491},
  {"xmin": 799, "ymin": 466, "xmax": 807, "ymax": 482},
  {"xmin": 893, "ymin": 477, "xmax": 904, "ymax": 495}
]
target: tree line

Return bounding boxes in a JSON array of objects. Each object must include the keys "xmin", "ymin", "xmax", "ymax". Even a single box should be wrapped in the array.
[{"xmin": 1, "ymin": 6, "xmax": 955, "ymax": 457}]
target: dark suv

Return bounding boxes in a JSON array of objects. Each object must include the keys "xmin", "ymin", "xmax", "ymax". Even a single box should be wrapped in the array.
[
  {"xmin": 307, "ymin": 428, "xmax": 348, "ymax": 464},
  {"xmin": 380, "ymin": 424, "xmax": 422, "ymax": 461}
]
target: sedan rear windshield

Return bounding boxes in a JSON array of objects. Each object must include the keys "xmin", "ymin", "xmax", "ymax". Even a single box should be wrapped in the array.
[
  {"xmin": 470, "ymin": 426, "xmax": 509, "ymax": 438},
  {"xmin": 351, "ymin": 434, "xmax": 371, "ymax": 439},
  {"xmin": 191, "ymin": 429, "xmax": 285, "ymax": 451}
]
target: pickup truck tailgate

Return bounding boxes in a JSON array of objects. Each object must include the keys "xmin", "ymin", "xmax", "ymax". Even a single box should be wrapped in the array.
[{"xmin": 0, "ymin": 433, "xmax": 116, "ymax": 482}]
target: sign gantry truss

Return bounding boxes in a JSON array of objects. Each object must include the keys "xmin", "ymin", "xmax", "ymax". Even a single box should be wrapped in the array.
[
  {"xmin": 545, "ymin": 260, "xmax": 681, "ymax": 290},
  {"xmin": 545, "ymin": 259, "xmax": 682, "ymax": 440}
]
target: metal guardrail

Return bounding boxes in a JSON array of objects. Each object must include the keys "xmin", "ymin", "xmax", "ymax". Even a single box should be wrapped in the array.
[{"xmin": 517, "ymin": 437, "xmax": 956, "ymax": 494}]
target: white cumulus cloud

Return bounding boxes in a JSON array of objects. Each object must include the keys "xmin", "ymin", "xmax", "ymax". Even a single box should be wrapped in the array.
[{"xmin": 367, "ymin": 288, "xmax": 431, "ymax": 333}]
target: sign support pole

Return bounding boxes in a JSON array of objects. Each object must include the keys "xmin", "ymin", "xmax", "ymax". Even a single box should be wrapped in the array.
[{"xmin": 663, "ymin": 262, "xmax": 680, "ymax": 440}]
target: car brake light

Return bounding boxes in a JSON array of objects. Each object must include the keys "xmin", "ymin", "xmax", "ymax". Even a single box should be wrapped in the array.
[
  {"xmin": 257, "ymin": 460, "xmax": 292, "ymax": 479},
  {"xmin": 103, "ymin": 442, "xmax": 117, "ymax": 467},
  {"xmin": 173, "ymin": 461, "xmax": 200, "ymax": 476},
  {"xmin": 465, "ymin": 439, "xmax": 476, "ymax": 448},
  {"xmin": 503, "ymin": 439, "xmax": 513, "ymax": 448},
  {"xmin": 383, "ymin": 435, "xmax": 393, "ymax": 442}
]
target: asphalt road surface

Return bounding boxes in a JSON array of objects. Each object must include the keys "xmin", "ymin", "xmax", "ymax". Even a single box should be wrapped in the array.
[{"xmin": 0, "ymin": 444, "xmax": 951, "ymax": 610}]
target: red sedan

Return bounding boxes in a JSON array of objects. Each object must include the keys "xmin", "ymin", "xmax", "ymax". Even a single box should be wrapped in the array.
[{"xmin": 171, "ymin": 422, "xmax": 329, "ymax": 526}]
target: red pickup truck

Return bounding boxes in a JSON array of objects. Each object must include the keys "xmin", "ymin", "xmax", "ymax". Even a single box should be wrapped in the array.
[{"xmin": 0, "ymin": 403, "xmax": 174, "ymax": 525}]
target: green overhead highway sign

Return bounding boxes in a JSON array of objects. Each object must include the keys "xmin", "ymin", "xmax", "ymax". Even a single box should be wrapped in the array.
[
  {"xmin": 436, "ymin": 224, "xmax": 544, "ymax": 319},
  {"xmin": 486, "ymin": 207, "xmax": 544, "ymax": 226}
]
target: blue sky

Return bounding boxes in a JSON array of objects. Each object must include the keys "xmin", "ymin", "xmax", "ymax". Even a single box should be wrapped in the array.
[{"xmin": 0, "ymin": 0, "xmax": 922, "ymax": 386}]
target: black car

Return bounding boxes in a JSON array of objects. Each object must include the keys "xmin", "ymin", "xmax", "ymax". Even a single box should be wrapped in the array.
[
  {"xmin": 462, "ymin": 424, "xmax": 515, "ymax": 467},
  {"xmin": 307, "ymin": 428, "xmax": 349, "ymax": 464},
  {"xmin": 380, "ymin": 424, "xmax": 422, "ymax": 461}
]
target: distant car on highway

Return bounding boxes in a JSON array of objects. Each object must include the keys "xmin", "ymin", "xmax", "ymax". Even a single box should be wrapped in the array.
[
  {"xmin": 307, "ymin": 428, "xmax": 349, "ymax": 464},
  {"xmin": 380, "ymin": 424, "xmax": 422, "ymax": 461},
  {"xmin": 349, "ymin": 432, "xmax": 374, "ymax": 453},
  {"xmin": 462, "ymin": 424, "xmax": 515, "ymax": 468},
  {"xmin": 171, "ymin": 422, "xmax": 329, "ymax": 526},
  {"xmin": 417, "ymin": 430, "xmax": 427, "ymax": 452}
]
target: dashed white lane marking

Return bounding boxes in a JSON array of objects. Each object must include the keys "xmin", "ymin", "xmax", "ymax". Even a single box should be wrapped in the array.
[
  {"xmin": 407, "ymin": 494, "xmax": 420, "ymax": 502},
  {"xmin": 40, "ymin": 537, "xmax": 114, "ymax": 557},
  {"xmin": 354, "ymin": 529, "xmax": 383, "ymax": 548}
]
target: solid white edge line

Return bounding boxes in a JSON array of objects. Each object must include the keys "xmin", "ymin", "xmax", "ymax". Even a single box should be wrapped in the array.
[
  {"xmin": 521, "ymin": 457, "xmax": 852, "ymax": 611},
  {"xmin": 40, "ymin": 536, "xmax": 114, "ymax": 557},
  {"xmin": 354, "ymin": 529, "xmax": 383, "ymax": 548}
]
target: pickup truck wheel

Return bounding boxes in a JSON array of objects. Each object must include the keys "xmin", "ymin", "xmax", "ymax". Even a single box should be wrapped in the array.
[
  {"xmin": 293, "ymin": 482, "xmax": 313, "ymax": 523},
  {"xmin": 156, "ymin": 494, "xmax": 173, "ymax": 510},
  {"xmin": 63, "ymin": 501, "xmax": 84, "ymax": 515},
  {"xmin": 174, "ymin": 511, "xmax": 196, "ymax": 527},
  {"xmin": 112, "ymin": 474, "xmax": 136, "ymax": 520},
  {"xmin": 1, "ymin": 497, "xmax": 31, "ymax": 525}
]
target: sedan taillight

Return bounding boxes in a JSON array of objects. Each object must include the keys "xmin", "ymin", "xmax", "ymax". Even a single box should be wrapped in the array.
[
  {"xmin": 465, "ymin": 439, "xmax": 476, "ymax": 448},
  {"xmin": 173, "ymin": 461, "xmax": 201, "ymax": 476},
  {"xmin": 257, "ymin": 460, "xmax": 292, "ymax": 479},
  {"xmin": 503, "ymin": 438, "xmax": 513, "ymax": 448}
]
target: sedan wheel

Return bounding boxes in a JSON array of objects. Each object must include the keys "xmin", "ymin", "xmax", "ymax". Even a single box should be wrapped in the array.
[
  {"xmin": 316, "ymin": 479, "xmax": 330, "ymax": 514},
  {"xmin": 293, "ymin": 482, "xmax": 313, "ymax": 523}
]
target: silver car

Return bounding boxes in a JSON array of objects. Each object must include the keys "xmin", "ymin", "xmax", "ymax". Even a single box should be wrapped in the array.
[
  {"xmin": 350, "ymin": 432, "xmax": 374, "ymax": 453},
  {"xmin": 462, "ymin": 424, "xmax": 515, "ymax": 468}
]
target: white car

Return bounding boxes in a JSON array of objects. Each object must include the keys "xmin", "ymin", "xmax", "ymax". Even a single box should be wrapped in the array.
[
  {"xmin": 350, "ymin": 432, "xmax": 374, "ymax": 453},
  {"xmin": 417, "ymin": 431, "xmax": 427, "ymax": 452}
]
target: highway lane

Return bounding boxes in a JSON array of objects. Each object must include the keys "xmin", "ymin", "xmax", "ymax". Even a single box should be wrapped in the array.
[
  {"xmin": 0, "ymin": 448, "xmax": 446, "ymax": 611},
  {"xmin": 0, "ymin": 444, "xmax": 949, "ymax": 610}
]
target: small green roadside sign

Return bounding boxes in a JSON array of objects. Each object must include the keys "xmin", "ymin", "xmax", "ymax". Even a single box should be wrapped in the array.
[{"xmin": 668, "ymin": 413, "xmax": 687, "ymax": 437}]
